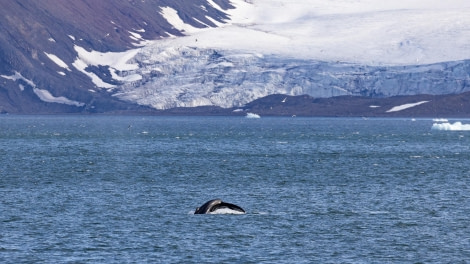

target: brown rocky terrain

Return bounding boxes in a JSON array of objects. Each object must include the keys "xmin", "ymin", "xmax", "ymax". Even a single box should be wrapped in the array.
[
  {"xmin": 0, "ymin": 0, "xmax": 232, "ymax": 114},
  {"xmin": 155, "ymin": 92, "xmax": 470, "ymax": 117}
]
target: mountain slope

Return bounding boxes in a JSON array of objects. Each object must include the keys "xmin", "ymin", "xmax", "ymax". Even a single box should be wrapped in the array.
[{"xmin": 0, "ymin": 0, "xmax": 233, "ymax": 113}]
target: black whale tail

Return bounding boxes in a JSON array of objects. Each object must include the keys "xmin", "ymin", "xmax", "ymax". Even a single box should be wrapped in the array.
[{"xmin": 194, "ymin": 199, "xmax": 245, "ymax": 214}]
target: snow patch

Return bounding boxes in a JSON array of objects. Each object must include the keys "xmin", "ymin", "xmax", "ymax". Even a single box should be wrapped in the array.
[
  {"xmin": 1, "ymin": 71, "xmax": 85, "ymax": 106},
  {"xmin": 74, "ymin": 45, "xmax": 139, "ymax": 71},
  {"xmin": 1, "ymin": 71, "xmax": 36, "ymax": 89},
  {"xmin": 386, "ymin": 101, "xmax": 429, "ymax": 113},
  {"xmin": 33, "ymin": 88, "xmax": 85, "ymax": 107},
  {"xmin": 44, "ymin": 52, "xmax": 70, "ymax": 71},
  {"xmin": 205, "ymin": 15, "xmax": 224, "ymax": 27},
  {"xmin": 129, "ymin": 31, "xmax": 143, "ymax": 41},
  {"xmin": 72, "ymin": 58, "xmax": 115, "ymax": 89},
  {"xmin": 72, "ymin": 45, "xmax": 142, "ymax": 88},
  {"xmin": 207, "ymin": 0, "xmax": 224, "ymax": 13},
  {"xmin": 160, "ymin": 6, "xmax": 199, "ymax": 33}
]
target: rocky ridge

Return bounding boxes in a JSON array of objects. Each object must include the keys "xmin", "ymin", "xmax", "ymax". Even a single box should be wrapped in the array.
[{"xmin": 0, "ymin": 0, "xmax": 233, "ymax": 113}]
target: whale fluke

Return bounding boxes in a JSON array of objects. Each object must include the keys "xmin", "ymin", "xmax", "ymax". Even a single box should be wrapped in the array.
[{"xmin": 194, "ymin": 199, "xmax": 245, "ymax": 214}]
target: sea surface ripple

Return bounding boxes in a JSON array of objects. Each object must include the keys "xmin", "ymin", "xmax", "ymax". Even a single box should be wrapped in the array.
[{"xmin": 1, "ymin": 116, "xmax": 470, "ymax": 263}]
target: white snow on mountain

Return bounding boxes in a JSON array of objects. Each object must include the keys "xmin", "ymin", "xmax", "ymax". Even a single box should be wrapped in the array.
[
  {"xmin": 189, "ymin": 0, "xmax": 470, "ymax": 65},
  {"xmin": 44, "ymin": 52, "xmax": 71, "ymax": 71},
  {"xmin": 1, "ymin": 71, "xmax": 85, "ymax": 106},
  {"xmin": 72, "ymin": 45, "xmax": 142, "ymax": 89},
  {"xmin": 1, "ymin": 71, "xmax": 36, "ymax": 89},
  {"xmin": 33, "ymin": 88, "xmax": 85, "ymax": 107},
  {"xmin": 69, "ymin": 0, "xmax": 470, "ymax": 110},
  {"xmin": 160, "ymin": 7, "xmax": 200, "ymax": 34},
  {"xmin": 386, "ymin": 101, "xmax": 429, "ymax": 113}
]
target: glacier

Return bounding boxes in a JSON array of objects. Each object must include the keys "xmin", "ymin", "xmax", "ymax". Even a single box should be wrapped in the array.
[
  {"xmin": 75, "ymin": 0, "xmax": 470, "ymax": 110},
  {"xmin": 110, "ymin": 45, "xmax": 470, "ymax": 109}
]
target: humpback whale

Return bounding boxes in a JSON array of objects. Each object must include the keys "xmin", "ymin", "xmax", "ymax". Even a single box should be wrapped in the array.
[{"xmin": 194, "ymin": 199, "xmax": 245, "ymax": 214}]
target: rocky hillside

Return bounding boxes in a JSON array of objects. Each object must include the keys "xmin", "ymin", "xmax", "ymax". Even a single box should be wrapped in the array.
[
  {"xmin": 0, "ymin": 0, "xmax": 233, "ymax": 114},
  {"xmin": 156, "ymin": 92, "xmax": 470, "ymax": 118}
]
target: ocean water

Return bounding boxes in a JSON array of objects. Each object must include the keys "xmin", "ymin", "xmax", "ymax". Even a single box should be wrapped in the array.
[{"xmin": 1, "ymin": 116, "xmax": 470, "ymax": 263}]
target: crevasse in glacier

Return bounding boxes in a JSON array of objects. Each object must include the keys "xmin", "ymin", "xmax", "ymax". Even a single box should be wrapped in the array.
[{"xmin": 111, "ymin": 44, "xmax": 470, "ymax": 109}]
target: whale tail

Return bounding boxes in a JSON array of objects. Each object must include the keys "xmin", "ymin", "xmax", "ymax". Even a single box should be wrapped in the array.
[{"xmin": 195, "ymin": 199, "xmax": 245, "ymax": 214}]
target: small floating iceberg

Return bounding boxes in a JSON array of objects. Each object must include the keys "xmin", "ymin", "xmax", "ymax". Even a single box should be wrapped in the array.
[
  {"xmin": 431, "ymin": 121, "xmax": 470, "ymax": 131},
  {"xmin": 246, "ymin": 113, "xmax": 261, "ymax": 119}
]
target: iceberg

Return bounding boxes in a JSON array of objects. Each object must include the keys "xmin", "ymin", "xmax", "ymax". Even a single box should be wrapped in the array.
[
  {"xmin": 246, "ymin": 113, "xmax": 261, "ymax": 119},
  {"xmin": 431, "ymin": 122, "xmax": 470, "ymax": 131}
]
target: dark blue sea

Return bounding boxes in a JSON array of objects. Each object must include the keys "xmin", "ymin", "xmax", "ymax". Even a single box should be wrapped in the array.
[{"xmin": 1, "ymin": 116, "xmax": 470, "ymax": 263}]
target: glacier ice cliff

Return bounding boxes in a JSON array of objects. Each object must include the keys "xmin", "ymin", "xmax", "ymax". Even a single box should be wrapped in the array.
[{"xmin": 111, "ymin": 45, "xmax": 470, "ymax": 110}]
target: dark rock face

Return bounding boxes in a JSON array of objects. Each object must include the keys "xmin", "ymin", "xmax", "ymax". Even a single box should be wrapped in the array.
[
  {"xmin": 148, "ymin": 92, "xmax": 470, "ymax": 118},
  {"xmin": 239, "ymin": 93, "xmax": 470, "ymax": 117},
  {"xmin": 0, "ymin": 0, "xmax": 233, "ymax": 114}
]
